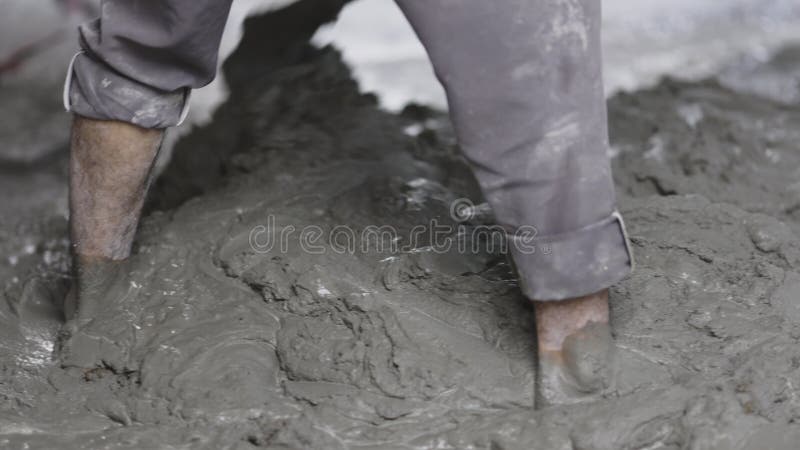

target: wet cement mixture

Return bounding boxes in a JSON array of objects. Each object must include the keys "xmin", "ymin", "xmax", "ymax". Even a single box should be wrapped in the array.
[{"xmin": 3, "ymin": 3, "xmax": 800, "ymax": 449}]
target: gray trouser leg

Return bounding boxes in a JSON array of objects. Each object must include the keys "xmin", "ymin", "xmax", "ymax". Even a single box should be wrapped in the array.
[
  {"xmin": 65, "ymin": 0, "xmax": 233, "ymax": 128},
  {"xmin": 65, "ymin": 0, "xmax": 633, "ymax": 300},
  {"xmin": 395, "ymin": 0, "xmax": 632, "ymax": 300}
]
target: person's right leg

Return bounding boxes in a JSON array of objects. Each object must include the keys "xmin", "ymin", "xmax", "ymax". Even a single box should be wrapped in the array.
[
  {"xmin": 534, "ymin": 289, "xmax": 615, "ymax": 405},
  {"xmin": 393, "ymin": 0, "xmax": 632, "ymax": 406}
]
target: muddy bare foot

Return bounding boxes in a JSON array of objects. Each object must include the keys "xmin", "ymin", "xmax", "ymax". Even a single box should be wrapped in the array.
[
  {"xmin": 57, "ymin": 258, "xmax": 131, "ymax": 370},
  {"xmin": 536, "ymin": 321, "xmax": 616, "ymax": 407},
  {"xmin": 533, "ymin": 289, "xmax": 616, "ymax": 408}
]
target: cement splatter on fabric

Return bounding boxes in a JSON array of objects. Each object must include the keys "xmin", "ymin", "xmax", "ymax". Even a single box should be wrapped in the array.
[{"xmin": 3, "ymin": 6, "xmax": 800, "ymax": 449}]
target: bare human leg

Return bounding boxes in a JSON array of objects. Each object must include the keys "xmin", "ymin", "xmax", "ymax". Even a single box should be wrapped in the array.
[
  {"xmin": 69, "ymin": 117, "xmax": 162, "ymax": 264},
  {"xmin": 60, "ymin": 116, "xmax": 163, "ymax": 367},
  {"xmin": 60, "ymin": 0, "xmax": 235, "ymax": 368},
  {"xmin": 392, "ymin": 0, "xmax": 629, "ymax": 407},
  {"xmin": 533, "ymin": 289, "xmax": 616, "ymax": 406}
]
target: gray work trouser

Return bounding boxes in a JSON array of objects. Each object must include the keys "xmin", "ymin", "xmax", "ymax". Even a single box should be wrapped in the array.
[{"xmin": 64, "ymin": 0, "xmax": 633, "ymax": 301}]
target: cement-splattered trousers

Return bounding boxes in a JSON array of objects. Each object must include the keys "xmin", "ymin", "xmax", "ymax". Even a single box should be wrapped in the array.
[{"xmin": 64, "ymin": 0, "xmax": 633, "ymax": 301}]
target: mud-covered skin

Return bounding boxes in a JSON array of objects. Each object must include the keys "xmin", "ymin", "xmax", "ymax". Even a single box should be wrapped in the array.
[
  {"xmin": 533, "ymin": 290, "xmax": 616, "ymax": 407},
  {"xmin": 4, "ymin": 8, "xmax": 800, "ymax": 449},
  {"xmin": 59, "ymin": 116, "xmax": 165, "ymax": 367},
  {"xmin": 58, "ymin": 258, "xmax": 132, "ymax": 368},
  {"xmin": 537, "ymin": 322, "xmax": 617, "ymax": 407}
]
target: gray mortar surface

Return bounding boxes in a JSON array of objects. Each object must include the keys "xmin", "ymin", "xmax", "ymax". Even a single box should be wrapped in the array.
[{"xmin": 3, "ymin": 6, "xmax": 800, "ymax": 450}]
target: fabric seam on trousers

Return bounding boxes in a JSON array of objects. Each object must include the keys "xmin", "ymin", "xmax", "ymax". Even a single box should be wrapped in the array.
[
  {"xmin": 505, "ymin": 210, "xmax": 626, "ymax": 245},
  {"xmin": 63, "ymin": 51, "xmax": 85, "ymax": 112},
  {"xmin": 176, "ymin": 88, "xmax": 192, "ymax": 126},
  {"xmin": 63, "ymin": 51, "xmax": 191, "ymax": 128}
]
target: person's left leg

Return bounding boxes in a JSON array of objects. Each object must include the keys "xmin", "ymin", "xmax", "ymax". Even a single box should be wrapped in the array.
[
  {"xmin": 393, "ymin": 0, "xmax": 632, "ymax": 406},
  {"xmin": 65, "ymin": 117, "xmax": 163, "ymax": 322},
  {"xmin": 60, "ymin": 0, "xmax": 233, "ymax": 367}
]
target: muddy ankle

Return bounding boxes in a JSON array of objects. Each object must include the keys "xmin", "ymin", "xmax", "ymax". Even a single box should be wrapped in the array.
[
  {"xmin": 68, "ymin": 256, "xmax": 127, "ymax": 323},
  {"xmin": 63, "ymin": 284, "xmax": 78, "ymax": 322},
  {"xmin": 533, "ymin": 289, "xmax": 610, "ymax": 351},
  {"xmin": 561, "ymin": 322, "xmax": 615, "ymax": 390},
  {"xmin": 58, "ymin": 257, "xmax": 131, "ymax": 369},
  {"xmin": 536, "ymin": 321, "xmax": 616, "ymax": 408}
]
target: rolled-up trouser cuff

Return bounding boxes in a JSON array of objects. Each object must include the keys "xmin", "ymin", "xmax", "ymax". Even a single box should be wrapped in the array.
[
  {"xmin": 508, "ymin": 211, "xmax": 634, "ymax": 301},
  {"xmin": 64, "ymin": 52, "xmax": 190, "ymax": 129}
]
